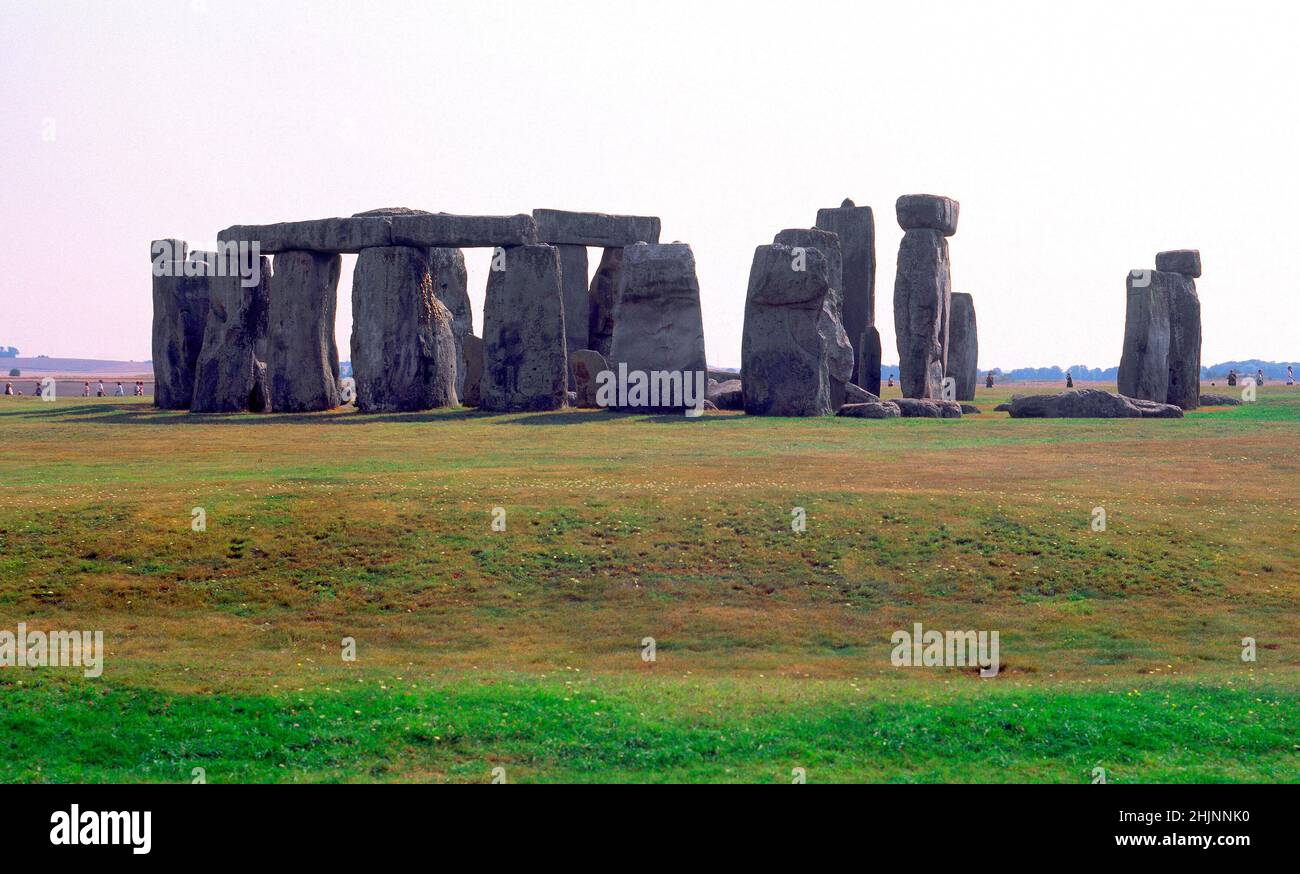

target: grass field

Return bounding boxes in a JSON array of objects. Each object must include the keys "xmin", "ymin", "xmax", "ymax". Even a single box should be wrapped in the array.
[{"xmin": 1, "ymin": 385, "xmax": 1297, "ymax": 782}]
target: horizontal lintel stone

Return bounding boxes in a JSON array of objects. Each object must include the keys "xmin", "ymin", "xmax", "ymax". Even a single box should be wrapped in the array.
[
  {"xmin": 218, "ymin": 213, "xmax": 538, "ymax": 253},
  {"xmin": 532, "ymin": 209, "xmax": 661, "ymax": 246}
]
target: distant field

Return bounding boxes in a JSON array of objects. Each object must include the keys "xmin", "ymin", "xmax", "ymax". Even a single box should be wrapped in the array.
[{"xmin": 0, "ymin": 384, "xmax": 1296, "ymax": 782}]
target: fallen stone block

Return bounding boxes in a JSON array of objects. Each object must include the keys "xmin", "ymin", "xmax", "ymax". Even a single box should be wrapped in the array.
[
  {"xmin": 837, "ymin": 401, "xmax": 901, "ymax": 419},
  {"xmin": 1199, "ymin": 393, "xmax": 1242, "ymax": 406},
  {"xmin": 1008, "ymin": 389, "xmax": 1183, "ymax": 418},
  {"xmin": 893, "ymin": 397, "xmax": 963, "ymax": 418}
]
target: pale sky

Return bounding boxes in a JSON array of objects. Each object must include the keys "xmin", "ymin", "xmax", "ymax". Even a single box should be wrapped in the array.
[{"xmin": 1, "ymin": 0, "xmax": 1296, "ymax": 369}]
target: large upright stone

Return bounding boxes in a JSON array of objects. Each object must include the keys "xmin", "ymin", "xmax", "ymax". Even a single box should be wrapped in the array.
[
  {"xmin": 816, "ymin": 198, "xmax": 876, "ymax": 378},
  {"xmin": 893, "ymin": 196, "xmax": 958, "ymax": 399},
  {"xmin": 150, "ymin": 242, "xmax": 211, "ymax": 409},
  {"xmin": 741, "ymin": 244, "xmax": 832, "ymax": 417},
  {"xmin": 608, "ymin": 243, "xmax": 708, "ymax": 411},
  {"xmin": 587, "ymin": 247, "xmax": 622, "ymax": 358},
  {"xmin": 860, "ymin": 326, "xmax": 882, "ymax": 395},
  {"xmin": 460, "ymin": 334, "xmax": 483, "ymax": 406},
  {"xmin": 948, "ymin": 292, "xmax": 978, "ymax": 402},
  {"xmin": 1117, "ymin": 269, "xmax": 1172, "ymax": 402},
  {"xmin": 350, "ymin": 246, "xmax": 459, "ymax": 413},
  {"xmin": 480, "ymin": 245, "xmax": 568, "ymax": 412},
  {"xmin": 191, "ymin": 257, "xmax": 271, "ymax": 413},
  {"xmin": 557, "ymin": 244, "xmax": 590, "ymax": 385},
  {"xmin": 1165, "ymin": 271, "xmax": 1202, "ymax": 411},
  {"xmin": 774, "ymin": 228, "xmax": 854, "ymax": 409},
  {"xmin": 429, "ymin": 248, "xmax": 472, "ymax": 396},
  {"xmin": 267, "ymin": 251, "xmax": 341, "ymax": 412}
]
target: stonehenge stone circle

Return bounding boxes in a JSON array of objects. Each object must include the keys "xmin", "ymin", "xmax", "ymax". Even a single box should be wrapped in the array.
[
  {"xmin": 429, "ymin": 247, "xmax": 472, "ymax": 396},
  {"xmin": 480, "ymin": 244, "xmax": 569, "ymax": 412},
  {"xmin": 570, "ymin": 349, "xmax": 608, "ymax": 408},
  {"xmin": 815, "ymin": 198, "xmax": 877, "ymax": 393},
  {"xmin": 607, "ymin": 243, "xmax": 708, "ymax": 410},
  {"xmin": 741, "ymin": 244, "xmax": 833, "ymax": 417},
  {"xmin": 947, "ymin": 292, "xmax": 979, "ymax": 402},
  {"xmin": 893, "ymin": 195, "xmax": 958, "ymax": 399},
  {"xmin": 587, "ymin": 246, "xmax": 622, "ymax": 358},
  {"xmin": 774, "ymin": 228, "xmax": 854, "ymax": 409},
  {"xmin": 267, "ymin": 251, "xmax": 342, "ymax": 413},
  {"xmin": 191, "ymin": 256, "xmax": 272, "ymax": 413},
  {"xmin": 557, "ymin": 244, "xmax": 590, "ymax": 384},
  {"xmin": 151, "ymin": 241, "xmax": 211, "ymax": 409},
  {"xmin": 1117, "ymin": 269, "xmax": 1172, "ymax": 402},
  {"xmin": 350, "ymin": 246, "xmax": 459, "ymax": 413},
  {"xmin": 1160, "ymin": 250, "xmax": 1202, "ymax": 411}
]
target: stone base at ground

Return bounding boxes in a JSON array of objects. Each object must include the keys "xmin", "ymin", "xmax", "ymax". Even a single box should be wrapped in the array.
[
  {"xmin": 1009, "ymin": 389, "xmax": 1184, "ymax": 418},
  {"xmin": 893, "ymin": 397, "xmax": 963, "ymax": 418},
  {"xmin": 837, "ymin": 401, "xmax": 900, "ymax": 419}
]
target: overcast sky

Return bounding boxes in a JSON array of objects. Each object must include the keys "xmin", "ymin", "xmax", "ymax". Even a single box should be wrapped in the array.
[{"xmin": 1, "ymin": 0, "xmax": 1296, "ymax": 368}]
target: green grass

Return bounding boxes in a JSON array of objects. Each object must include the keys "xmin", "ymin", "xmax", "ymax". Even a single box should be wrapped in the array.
[{"xmin": 0, "ymin": 386, "xmax": 1297, "ymax": 782}]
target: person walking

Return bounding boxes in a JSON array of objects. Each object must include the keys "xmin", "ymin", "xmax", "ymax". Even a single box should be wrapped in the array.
[
  {"xmin": 82, "ymin": 381, "xmax": 91, "ymax": 397},
  {"xmin": 114, "ymin": 381, "xmax": 125, "ymax": 397},
  {"xmin": 96, "ymin": 380, "xmax": 105, "ymax": 397},
  {"xmin": 1066, "ymin": 372, "xmax": 1074, "ymax": 388},
  {"xmin": 134, "ymin": 380, "xmax": 144, "ymax": 396},
  {"xmin": 3, "ymin": 382, "xmax": 12, "ymax": 396},
  {"xmin": 1287, "ymin": 365, "xmax": 1295, "ymax": 386},
  {"xmin": 985, "ymin": 373, "xmax": 995, "ymax": 389},
  {"xmin": 1256, "ymin": 369, "xmax": 1266, "ymax": 387}
]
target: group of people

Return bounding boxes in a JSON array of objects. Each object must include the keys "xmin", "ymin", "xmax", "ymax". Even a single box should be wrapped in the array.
[
  {"xmin": 4, "ymin": 379, "xmax": 146, "ymax": 397},
  {"xmin": 1225, "ymin": 367, "xmax": 1294, "ymax": 387}
]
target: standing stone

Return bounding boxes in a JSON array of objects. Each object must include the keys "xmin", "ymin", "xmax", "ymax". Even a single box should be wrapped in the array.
[
  {"xmin": 557, "ymin": 244, "xmax": 590, "ymax": 386},
  {"xmin": 267, "ymin": 251, "xmax": 341, "ymax": 412},
  {"xmin": 587, "ymin": 246, "xmax": 622, "ymax": 358},
  {"xmin": 815, "ymin": 199, "xmax": 876, "ymax": 385},
  {"xmin": 350, "ymin": 246, "xmax": 459, "ymax": 413},
  {"xmin": 570, "ymin": 349, "xmax": 608, "ymax": 408},
  {"xmin": 948, "ymin": 292, "xmax": 979, "ymax": 402},
  {"xmin": 460, "ymin": 334, "xmax": 483, "ymax": 406},
  {"xmin": 774, "ymin": 228, "xmax": 854, "ymax": 409},
  {"xmin": 608, "ymin": 243, "xmax": 708, "ymax": 411},
  {"xmin": 1159, "ymin": 251, "xmax": 1202, "ymax": 411},
  {"xmin": 860, "ymin": 326, "xmax": 882, "ymax": 395},
  {"xmin": 1117, "ymin": 269, "xmax": 1172, "ymax": 402},
  {"xmin": 480, "ymin": 245, "xmax": 568, "ymax": 412},
  {"xmin": 741, "ymin": 244, "xmax": 832, "ymax": 417},
  {"xmin": 429, "ymin": 248, "xmax": 472, "ymax": 397},
  {"xmin": 191, "ymin": 257, "xmax": 271, "ymax": 413},
  {"xmin": 151, "ymin": 242, "xmax": 211, "ymax": 409},
  {"xmin": 893, "ymin": 195, "xmax": 958, "ymax": 399}
]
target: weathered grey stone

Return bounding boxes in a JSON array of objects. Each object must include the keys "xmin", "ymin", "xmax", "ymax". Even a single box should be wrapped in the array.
[
  {"xmin": 1166, "ymin": 272, "xmax": 1202, "ymax": 410},
  {"xmin": 587, "ymin": 247, "xmax": 622, "ymax": 358},
  {"xmin": 860, "ymin": 326, "xmax": 882, "ymax": 395},
  {"xmin": 219, "ymin": 213, "xmax": 538, "ymax": 253},
  {"xmin": 960, "ymin": 403, "xmax": 982, "ymax": 414},
  {"xmin": 218, "ymin": 217, "xmax": 391, "ymax": 254},
  {"xmin": 191, "ymin": 257, "xmax": 271, "ymax": 413},
  {"xmin": 460, "ymin": 334, "xmax": 483, "ymax": 406},
  {"xmin": 570, "ymin": 349, "xmax": 608, "ymax": 408},
  {"xmin": 608, "ymin": 243, "xmax": 708, "ymax": 411},
  {"xmin": 707, "ymin": 378, "xmax": 744, "ymax": 410},
  {"xmin": 1199, "ymin": 393, "xmax": 1241, "ymax": 406},
  {"xmin": 894, "ymin": 228, "xmax": 950, "ymax": 399},
  {"xmin": 1155, "ymin": 249, "xmax": 1201, "ymax": 278},
  {"xmin": 557, "ymin": 244, "xmax": 590, "ymax": 385},
  {"xmin": 266, "ymin": 251, "xmax": 341, "ymax": 412},
  {"xmin": 1009, "ymin": 389, "xmax": 1182, "ymax": 419},
  {"xmin": 815, "ymin": 201, "xmax": 876, "ymax": 387},
  {"xmin": 837, "ymin": 401, "xmax": 901, "ymax": 419},
  {"xmin": 948, "ymin": 292, "xmax": 979, "ymax": 402},
  {"xmin": 994, "ymin": 402, "xmax": 1012, "ymax": 412},
  {"xmin": 896, "ymin": 194, "xmax": 959, "ymax": 236},
  {"xmin": 350, "ymin": 246, "xmax": 458, "ymax": 413},
  {"xmin": 893, "ymin": 397, "xmax": 963, "ymax": 418},
  {"xmin": 533, "ymin": 209, "xmax": 661, "ymax": 247},
  {"xmin": 741, "ymin": 244, "xmax": 832, "ymax": 417},
  {"xmin": 151, "ymin": 257, "xmax": 211, "ymax": 409},
  {"xmin": 390, "ymin": 213, "xmax": 538, "ymax": 248},
  {"xmin": 775, "ymin": 228, "xmax": 854, "ymax": 409},
  {"xmin": 1117, "ymin": 269, "xmax": 1172, "ymax": 402},
  {"xmin": 480, "ymin": 245, "xmax": 568, "ymax": 412},
  {"xmin": 843, "ymin": 383, "xmax": 880, "ymax": 404},
  {"xmin": 707, "ymin": 367, "xmax": 740, "ymax": 382},
  {"xmin": 428, "ymin": 248, "xmax": 471, "ymax": 396}
]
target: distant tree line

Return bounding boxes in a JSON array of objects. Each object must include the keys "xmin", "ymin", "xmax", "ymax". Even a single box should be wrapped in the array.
[
  {"xmin": 876, "ymin": 360, "xmax": 1297, "ymax": 382},
  {"xmin": 0, "ymin": 346, "xmax": 17, "ymax": 358}
]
